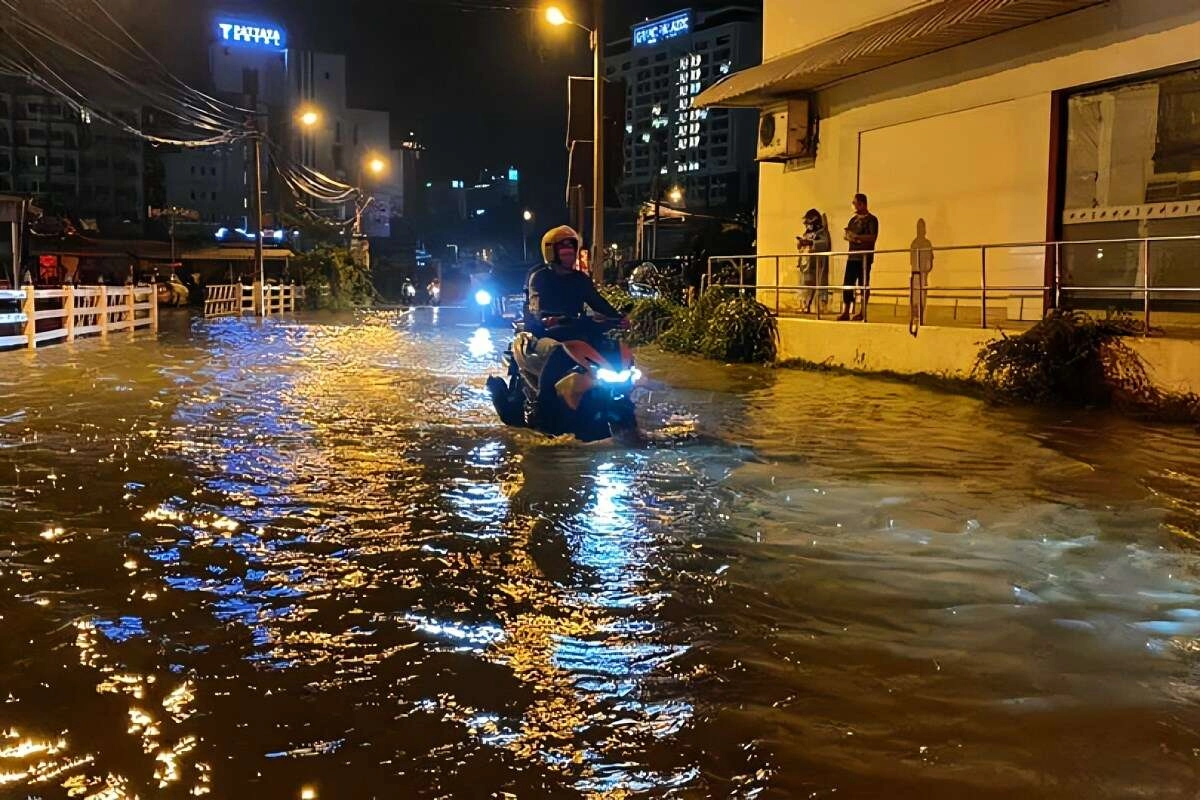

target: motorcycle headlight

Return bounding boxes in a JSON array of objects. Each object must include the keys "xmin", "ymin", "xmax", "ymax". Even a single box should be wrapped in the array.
[
  {"xmin": 595, "ymin": 367, "xmax": 641, "ymax": 385},
  {"xmin": 474, "ymin": 290, "xmax": 492, "ymax": 307}
]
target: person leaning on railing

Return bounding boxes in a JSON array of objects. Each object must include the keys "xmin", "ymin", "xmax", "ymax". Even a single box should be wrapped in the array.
[{"xmin": 839, "ymin": 193, "xmax": 879, "ymax": 321}]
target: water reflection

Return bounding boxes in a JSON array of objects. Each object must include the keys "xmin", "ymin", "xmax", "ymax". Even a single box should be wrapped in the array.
[{"xmin": 0, "ymin": 312, "xmax": 1198, "ymax": 797}]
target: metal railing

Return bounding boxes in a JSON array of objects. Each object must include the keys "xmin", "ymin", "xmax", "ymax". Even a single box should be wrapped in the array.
[
  {"xmin": 706, "ymin": 234, "xmax": 1200, "ymax": 334},
  {"xmin": 0, "ymin": 284, "xmax": 157, "ymax": 351}
]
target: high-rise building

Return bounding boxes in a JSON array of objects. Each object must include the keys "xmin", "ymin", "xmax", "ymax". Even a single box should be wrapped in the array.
[
  {"xmin": 605, "ymin": 7, "xmax": 761, "ymax": 213},
  {"xmin": 0, "ymin": 77, "xmax": 144, "ymax": 225},
  {"xmin": 159, "ymin": 17, "xmax": 404, "ymax": 238}
]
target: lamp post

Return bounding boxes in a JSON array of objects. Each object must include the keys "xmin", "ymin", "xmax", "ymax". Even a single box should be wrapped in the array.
[
  {"xmin": 545, "ymin": 3, "xmax": 604, "ymax": 284},
  {"xmin": 522, "ymin": 209, "xmax": 533, "ymax": 262},
  {"xmin": 355, "ymin": 155, "xmax": 387, "ymax": 236}
]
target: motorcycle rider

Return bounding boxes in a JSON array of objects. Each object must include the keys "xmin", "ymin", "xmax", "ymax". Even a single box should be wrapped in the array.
[
  {"xmin": 520, "ymin": 225, "xmax": 624, "ymax": 430},
  {"xmin": 525, "ymin": 225, "xmax": 621, "ymax": 333}
]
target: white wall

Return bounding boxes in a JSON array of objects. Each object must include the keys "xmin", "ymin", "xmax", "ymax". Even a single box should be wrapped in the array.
[{"xmin": 755, "ymin": 0, "xmax": 1200, "ymax": 315}]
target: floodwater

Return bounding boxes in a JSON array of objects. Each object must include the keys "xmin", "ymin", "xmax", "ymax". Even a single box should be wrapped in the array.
[{"xmin": 1, "ymin": 308, "xmax": 1199, "ymax": 800}]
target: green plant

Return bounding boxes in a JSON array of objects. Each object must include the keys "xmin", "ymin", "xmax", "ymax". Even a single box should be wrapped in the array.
[
  {"xmin": 974, "ymin": 309, "xmax": 1198, "ymax": 420},
  {"xmin": 292, "ymin": 245, "xmax": 375, "ymax": 310},
  {"xmin": 698, "ymin": 295, "xmax": 778, "ymax": 363},
  {"xmin": 626, "ymin": 297, "xmax": 681, "ymax": 345},
  {"xmin": 658, "ymin": 286, "xmax": 727, "ymax": 354},
  {"xmin": 597, "ymin": 284, "xmax": 633, "ymax": 311}
]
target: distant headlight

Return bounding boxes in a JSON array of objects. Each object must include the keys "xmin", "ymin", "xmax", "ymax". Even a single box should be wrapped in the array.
[{"xmin": 474, "ymin": 290, "xmax": 492, "ymax": 306}]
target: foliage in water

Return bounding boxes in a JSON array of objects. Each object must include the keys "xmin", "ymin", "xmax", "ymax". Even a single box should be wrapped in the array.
[
  {"xmin": 626, "ymin": 297, "xmax": 682, "ymax": 346},
  {"xmin": 597, "ymin": 284, "xmax": 633, "ymax": 312},
  {"xmin": 293, "ymin": 246, "xmax": 375, "ymax": 310},
  {"xmin": 974, "ymin": 309, "xmax": 1199, "ymax": 420},
  {"xmin": 656, "ymin": 287, "xmax": 777, "ymax": 364}
]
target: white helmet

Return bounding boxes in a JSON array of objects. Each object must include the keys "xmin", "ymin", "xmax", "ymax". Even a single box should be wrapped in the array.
[{"xmin": 540, "ymin": 225, "xmax": 581, "ymax": 264}]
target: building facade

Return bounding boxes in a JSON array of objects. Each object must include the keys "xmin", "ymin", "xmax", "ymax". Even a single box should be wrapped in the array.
[
  {"xmin": 159, "ymin": 17, "xmax": 404, "ymax": 238},
  {"xmin": 0, "ymin": 78, "xmax": 144, "ymax": 226},
  {"xmin": 605, "ymin": 6, "xmax": 761, "ymax": 213},
  {"xmin": 699, "ymin": 0, "xmax": 1200, "ymax": 318}
]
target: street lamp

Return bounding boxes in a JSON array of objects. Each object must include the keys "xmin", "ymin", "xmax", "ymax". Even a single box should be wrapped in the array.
[
  {"xmin": 521, "ymin": 209, "xmax": 534, "ymax": 262},
  {"xmin": 542, "ymin": 3, "xmax": 605, "ymax": 283},
  {"xmin": 297, "ymin": 109, "xmax": 320, "ymax": 127},
  {"xmin": 668, "ymin": 186, "xmax": 683, "ymax": 205},
  {"xmin": 355, "ymin": 155, "xmax": 389, "ymax": 235}
]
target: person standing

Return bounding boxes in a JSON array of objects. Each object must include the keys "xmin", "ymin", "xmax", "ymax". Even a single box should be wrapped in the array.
[
  {"xmin": 839, "ymin": 193, "xmax": 879, "ymax": 321},
  {"xmin": 797, "ymin": 208, "xmax": 831, "ymax": 314}
]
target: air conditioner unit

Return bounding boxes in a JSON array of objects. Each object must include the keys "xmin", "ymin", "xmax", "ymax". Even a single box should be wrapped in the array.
[{"xmin": 756, "ymin": 99, "xmax": 812, "ymax": 162}]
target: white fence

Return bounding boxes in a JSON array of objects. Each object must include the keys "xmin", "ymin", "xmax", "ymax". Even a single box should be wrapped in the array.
[
  {"xmin": 204, "ymin": 282, "xmax": 302, "ymax": 318},
  {"xmin": 0, "ymin": 284, "xmax": 157, "ymax": 351}
]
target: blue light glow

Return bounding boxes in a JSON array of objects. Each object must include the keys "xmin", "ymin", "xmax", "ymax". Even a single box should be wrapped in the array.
[
  {"xmin": 632, "ymin": 10, "xmax": 691, "ymax": 48},
  {"xmin": 217, "ymin": 19, "xmax": 285, "ymax": 49},
  {"xmin": 474, "ymin": 290, "xmax": 492, "ymax": 307}
]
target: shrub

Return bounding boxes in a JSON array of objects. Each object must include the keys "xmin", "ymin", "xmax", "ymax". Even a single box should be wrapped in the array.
[
  {"xmin": 974, "ymin": 309, "xmax": 1199, "ymax": 420},
  {"xmin": 698, "ymin": 295, "xmax": 778, "ymax": 363},
  {"xmin": 655, "ymin": 287, "xmax": 776, "ymax": 363},
  {"xmin": 597, "ymin": 284, "xmax": 633, "ymax": 312},
  {"xmin": 293, "ymin": 246, "xmax": 375, "ymax": 310},
  {"xmin": 626, "ymin": 297, "xmax": 681, "ymax": 345}
]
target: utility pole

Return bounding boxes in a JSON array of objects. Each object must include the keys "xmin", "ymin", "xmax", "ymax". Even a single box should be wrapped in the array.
[
  {"xmin": 252, "ymin": 128, "xmax": 265, "ymax": 315},
  {"xmin": 591, "ymin": 0, "xmax": 604, "ymax": 284}
]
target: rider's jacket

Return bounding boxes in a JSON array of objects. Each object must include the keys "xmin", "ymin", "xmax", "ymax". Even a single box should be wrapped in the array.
[{"xmin": 524, "ymin": 265, "xmax": 620, "ymax": 336}]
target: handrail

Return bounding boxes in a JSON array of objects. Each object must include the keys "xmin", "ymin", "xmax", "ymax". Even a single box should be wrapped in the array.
[
  {"xmin": 710, "ymin": 233, "xmax": 1200, "ymax": 263},
  {"xmin": 707, "ymin": 234, "xmax": 1200, "ymax": 335}
]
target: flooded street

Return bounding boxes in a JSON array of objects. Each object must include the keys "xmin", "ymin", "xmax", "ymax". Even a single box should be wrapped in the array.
[{"xmin": 2, "ymin": 308, "xmax": 1199, "ymax": 799}]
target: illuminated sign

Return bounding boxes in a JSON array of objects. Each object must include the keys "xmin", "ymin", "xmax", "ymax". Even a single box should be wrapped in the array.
[
  {"xmin": 217, "ymin": 20, "xmax": 285, "ymax": 49},
  {"xmin": 632, "ymin": 10, "xmax": 691, "ymax": 48}
]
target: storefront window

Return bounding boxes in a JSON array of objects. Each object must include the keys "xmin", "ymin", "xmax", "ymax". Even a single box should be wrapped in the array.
[{"xmin": 1060, "ymin": 66, "xmax": 1200, "ymax": 304}]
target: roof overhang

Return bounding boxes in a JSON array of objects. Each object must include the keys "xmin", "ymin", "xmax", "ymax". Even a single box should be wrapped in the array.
[{"xmin": 695, "ymin": 0, "xmax": 1107, "ymax": 108}]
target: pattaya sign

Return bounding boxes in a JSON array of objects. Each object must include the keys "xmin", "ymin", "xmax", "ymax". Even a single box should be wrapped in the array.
[
  {"xmin": 632, "ymin": 10, "xmax": 691, "ymax": 48},
  {"xmin": 217, "ymin": 20, "xmax": 285, "ymax": 49}
]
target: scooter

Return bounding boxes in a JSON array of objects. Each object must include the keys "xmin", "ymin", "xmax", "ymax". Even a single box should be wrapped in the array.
[{"xmin": 486, "ymin": 314, "xmax": 642, "ymax": 443}]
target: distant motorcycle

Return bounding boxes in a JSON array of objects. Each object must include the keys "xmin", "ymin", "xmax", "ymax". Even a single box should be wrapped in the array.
[{"xmin": 486, "ymin": 314, "xmax": 642, "ymax": 443}]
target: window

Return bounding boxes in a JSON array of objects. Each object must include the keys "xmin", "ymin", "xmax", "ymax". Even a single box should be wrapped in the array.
[
  {"xmin": 1059, "ymin": 65, "xmax": 1200, "ymax": 293},
  {"xmin": 190, "ymin": 166, "xmax": 196, "ymax": 175}
]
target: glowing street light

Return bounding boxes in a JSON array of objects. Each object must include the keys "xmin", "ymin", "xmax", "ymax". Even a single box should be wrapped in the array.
[
  {"xmin": 521, "ymin": 210, "xmax": 534, "ymax": 260},
  {"xmin": 298, "ymin": 109, "xmax": 319, "ymax": 127},
  {"xmin": 668, "ymin": 186, "xmax": 683, "ymax": 204},
  {"xmin": 540, "ymin": 2, "xmax": 606, "ymax": 283},
  {"xmin": 367, "ymin": 157, "xmax": 386, "ymax": 175}
]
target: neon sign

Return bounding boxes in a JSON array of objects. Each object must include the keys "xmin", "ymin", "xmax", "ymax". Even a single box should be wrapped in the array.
[
  {"xmin": 217, "ymin": 20, "xmax": 285, "ymax": 49},
  {"xmin": 632, "ymin": 10, "xmax": 691, "ymax": 48}
]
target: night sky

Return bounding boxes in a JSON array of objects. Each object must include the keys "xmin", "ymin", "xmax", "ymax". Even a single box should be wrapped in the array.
[{"xmin": 118, "ymin": 0, "xmax": 760, "ymax": 219}]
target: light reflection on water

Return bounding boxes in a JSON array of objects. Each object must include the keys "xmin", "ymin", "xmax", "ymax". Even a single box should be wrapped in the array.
[{"xmin": 0, "ymin": 308, "xmax": 1198, "ymax": 797}]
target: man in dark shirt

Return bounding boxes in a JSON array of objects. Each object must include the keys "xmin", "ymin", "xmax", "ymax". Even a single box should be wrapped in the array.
[
  {"xmin": 520, "ymin": 225, "xmax": 623, "ymax": 431},
  {"xmin": 525, "ymin": 225, "xmax": 621, "ymax": 334},
  {"xmin": 839, "ymin": 193, "xmax": 879, "ymax": 321}
]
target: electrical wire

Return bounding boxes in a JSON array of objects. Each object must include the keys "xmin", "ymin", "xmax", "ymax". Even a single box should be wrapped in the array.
[{"xmin": 0, "ymin": 0, "xmax": 251, "ymax": 145}]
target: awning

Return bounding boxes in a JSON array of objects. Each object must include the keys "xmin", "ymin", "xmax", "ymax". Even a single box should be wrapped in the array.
[
  {"xmin": 180, "ymin": 247, "xmax": 293, "ymax": 261},
  {"xmin": 695, "ymin": 0, "xmax": 1106, "ymax": 108}
]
